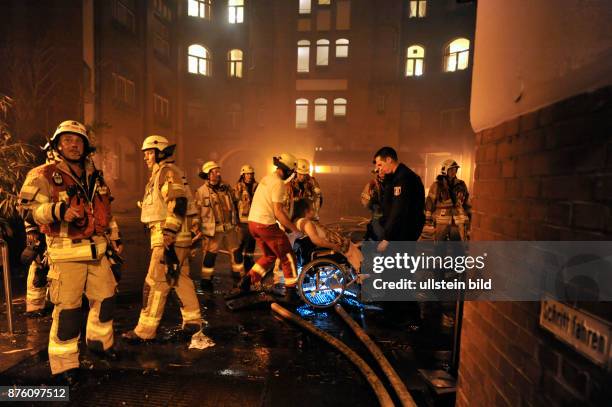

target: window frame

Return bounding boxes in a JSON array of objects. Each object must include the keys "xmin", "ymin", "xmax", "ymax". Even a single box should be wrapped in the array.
[
  {"xmin": 188, "ymin": 44, "xmax": 212, "ymax": 76},
  {"xmin": 335, "ymin": 38, "xmax": 349, "ymax": 58},
  {"xmin": 314, "ymin": 97, "xmax": 328, "ymax": 122},
  {"xmin": 295, "ymin": 98, "xmax": 309, "ymax": 129},
  {"xmin": 297, "ymin": 40, "xmax": 311, "ymax": 73},
  {"xmin": 408, "ymin": 0, "xmax": 427, "ymax": 18},
  {"xmin": 444, "ymin": 38, "xmax": 470, "ymax": 72},
  {"xmin": 227, "ymin": 49, "xmax": 244, "ymax": 78},
  {"xmin": 405, "ymin": 44, "xmax": 425, "ymax": 77},
  {"xmin": 188, "ymin": 0, "xmax": 212, "ymax": 20},
  {"xmin": 316, "ymin": 39, "xmax": 330, "ymax": 66},
  {"xmin": 228, "ymin": 0, "xmax": 245, "ymax": 24},
  {"xmin": 333, "ymin": 98, "xmax": 347, "ymax": 117}
]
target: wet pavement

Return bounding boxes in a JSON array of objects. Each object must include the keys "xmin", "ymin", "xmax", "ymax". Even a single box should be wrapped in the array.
[{"xmin": 1, "ymin": 217, "xmax": 456, "ymax": 406}]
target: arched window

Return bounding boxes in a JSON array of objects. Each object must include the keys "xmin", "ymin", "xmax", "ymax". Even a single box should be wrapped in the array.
[
  {"xmin": 335, "ymin": 39, "xmax": 349, "ymax": 58},
  {"xmin": 297, "ymin": 40, "xmax": 310, "ymax": 73},
  {"xmin": 188, "ymin": 0, "xmax": 212, "ymax": 19},
  {"xmin": 405, "ymin": 45, "xmax": 424, "ymax": 77},
  {"xmin": 316, "ymin": 39, "xmax": 330, "ymax": 66},
  {"xmin": 444, "ymin": 38, "xmax": 470, "ymax": 72},
  {"xmin": 333, "ymin": 98, "xmax": 347, "ymax": 117},
  {"xmin": 188, "ymin": 44, "xmax": 211, "ymax": 76},
  {"xmin": 228, "ymin": 0, "xmax": 244, "ymax": 24},
  {"xmin": 227, "ymin": 49, "xmax": 243, "ymax": 78},
  {"xmin": 299, "ymin": 0, "xmax": 311, "ymax": 14},
  {"xmin": 314, "ymin": 98, "xmax": 327, "ymax": 122},
  {"xmin": 296, "ymin": 98, "xmax": 309, "ymax": 128}
]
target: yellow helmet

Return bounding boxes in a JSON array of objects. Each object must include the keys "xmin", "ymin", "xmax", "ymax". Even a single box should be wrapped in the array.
[
  {"xmin": 199, "ymin": 161, "xmax": 220, "ymax": 178},
  {"xmin": 440, "ymin": 159, "xmax": 460, "ymax": 176},
  {"xmin": 240, "ymin": 164, "xmax": 255, "ymax": 175},
  {"xmin": 273, "ymin": 153, "xmax": 297, "ymax": 171},
  {"xmin": 50, "ymin": 120, "xmax": 93, "ymax": 153},
  {"xmin": 141, "ymin": 135, "xmax": 171, "ymax": 151},
  {"xmin": 296, "ymin": 158, "xmax": 310, "ymax": 175}
]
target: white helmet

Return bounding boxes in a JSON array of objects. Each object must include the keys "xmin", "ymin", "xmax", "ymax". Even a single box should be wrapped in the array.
[
  {"xmin": 273, "ymin": 153, "xmax": 297, "ymax": 171},
  {"xmin": 440, "ymin": 159, "xmax": 460, "ymax": 176},
  {"xmin": 296, "ymin": 158, "xmax": 310, "ymax": 175},
  {"xmin": 199, "ymin": 161, "xmax": 220, "ymax": 178},
  {"xmin": 240, "ymin": 164, "xmax": 255, "ymax": 175},
  {"xmin": 50, "ymin": 120, "xmax": 92, "ymax": 153},
  {"xmin": 141, "ymin": 135, "xmax": 171, "ymax": 152}
]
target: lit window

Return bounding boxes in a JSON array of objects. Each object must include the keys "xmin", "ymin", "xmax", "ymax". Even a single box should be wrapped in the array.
[
  {"xmin": 112, "ymin": 73, "xmax": 136, "ymax": 106},
  {"xmin": 318, "ymin": 0, "xmax": 330, "ymax": 4},
  {"xmin": 445, "ymin": 38, "xmax": 470, "ymax": 72},
  {"xmin": 333, "ymin": 98, "xmax": 347, "ymax": 117},
  {"xmin": 316, "ymin": 39, "xmax": 330, "ymax": 66},
  {"xmin": 188, "ymin": 44, "xmax": 211, "ymax": 76},
  {"xmin": 228, "ymin": 49, "xmax": 243, "ymax": 78},
  {"xmin": 229, "ymin": 0, "xmax": 244, "ymax": 24},
  {"xmin": 188, "ymin": 0, "xmax": 212, "ymax": 19},
  {"xmin": 297, "ymin": 40, "xmax": 310, "ymax": 73},
  {"xmin": 296, "ymin": 98, "xmax": 309, "ymax": 128},
  {"xmin": 336, "ymin": 0, "xmax": 351, "ymax": 29},
  {"xmin": 154, "ymin": 94, "xmax": 170, "ymax": 120},
  {"xmin": 409, "ymin": 0, "xmax": 426, "ymax": 18},
  {"xmin": 299, "ymin": 0, "xmax": 311, "ymax": 14},
  {"xmin": 335, "ymin": 38, "xmax": 349, "ymax": 58},
  {"xmin": 314, "ymin": 98, "xmax": 327, "ymax": 122},
  {"xmin": 405, "ymin": 45, "xmax": 424, "ymax": 76}
]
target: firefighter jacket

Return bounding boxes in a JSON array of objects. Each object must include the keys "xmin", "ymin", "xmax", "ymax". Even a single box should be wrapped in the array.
[
  {"xmin": 140, "ymin": 159, "xmax": 196, "ymax": 248},
  {"xmin": 360, "ymin": 178, "xmax": 384, "ymax": 221},
  {"xmin": 18, "ymin": 158, "xmax": 121, "ymax": 262},
  {"xmin": 234, "ymin": 179, "xmax": 258, "ymax": 223},
  {"xmin": 425, "ymin": 176, "xmax": 471, "ymax": 226},
  {"xmin": 285, "ymin": 176, "xmax": 322, "ymax": 218},
  {"xmin": 194, "ymin": 181, "xmax": 238, "ymax": 237}
]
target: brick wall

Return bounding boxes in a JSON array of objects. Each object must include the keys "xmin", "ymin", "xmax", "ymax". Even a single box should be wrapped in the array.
[{"xmin": 457, "ymin": 86, "xmax": 612, "ymax": 406}]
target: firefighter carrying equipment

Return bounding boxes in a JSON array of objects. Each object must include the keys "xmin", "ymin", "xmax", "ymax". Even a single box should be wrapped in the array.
[{"xmin": 296, "ymin": 158, "xmax": 310, "ymax": 175}]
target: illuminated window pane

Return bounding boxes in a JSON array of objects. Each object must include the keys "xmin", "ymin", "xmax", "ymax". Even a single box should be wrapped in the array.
[
  {"xmin": 318, "ymin": 0, "xmax": 330, "ymax": 4},
  {"xmin": 314, "ymin": 98, "xmax": 327, "ymax": 122},
  {"xmin": 296, "ymin": 98, "xmax": 309, "ymax": 128},
  {"xmin": 297, "ymin": 40, "xmax": 310, "ymax": 72},
  {"xmin": 405, "ymin": 45, "xmax": 424, "ymax": 77},
  {"xmin": 445, "ymin": 38, "xmax": 470, "ymax": 72},
  {"xmin": 188, "ymin": 44, "xmax": 211, "ymax": 76},
  {"xmin": 316, "ymin": 39, "xmax": 329, "ymax": 66},
  {"xmin": 228, "ymin": 49, "xmax": 243, "ymax": 78},
  {"xmin": 229, "ymin": 0, "xmax": 244, "ymax": 23},
  {"xmin": 299, "ymin": 0, "xmax": 311, "ymax": 14},
  {"xmin": 335, "ymin": 39, "xmax": 349, "ymax": 58},
  {"xmin": 188, "ymin": 0, "xmax": 212, "ymax": 19},
  {"xmin": 409, "ymin": 0, "xmax": 426, "ymax": 18},
  {"xmin": 333, "ymin": 98, "xmax": 347, "ymax": 117}
]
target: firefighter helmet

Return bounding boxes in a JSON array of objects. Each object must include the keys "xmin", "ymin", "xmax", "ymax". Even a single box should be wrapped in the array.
[
  {"xmin": 273, "ymin": 153, "xmax": 297, "ymax": 171},
  {"xmin": 50, "ymin": 120, "xmax": 92, "ymax": 153},
  {"xmin": 296, "ymin": 158, "xmax": 310, "ymax": 175},
  {"xmin": 199, "ymin": 161, "xmax": 220, "ymax": 178},
  {"xmin": 141, "ymin": 135, "xmax": 172, "ymax": 152},
  {"xmin": 440, "ymin": 159, "xmax": 460, "ymax": 176},
  {"xmin": 240, "ymin": 164, "xmax": 255, "ymax": 175}
]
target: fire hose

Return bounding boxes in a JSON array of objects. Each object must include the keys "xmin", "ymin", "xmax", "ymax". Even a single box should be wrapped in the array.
[
  {"xmin": 335, "ymin": 304, "xmax": 416, "ymax": 407},
  {"xmin": 271, "ymin": 303, "xmax": 394, "ymax": 407}
]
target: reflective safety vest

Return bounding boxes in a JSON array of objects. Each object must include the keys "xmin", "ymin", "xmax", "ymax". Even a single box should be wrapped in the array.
[
  {"xmin": 235, "ymin": 180, "xmax": 258, "ymax": 223},
  {"xmin": 195, "ymin": 182, "xmax": 237, "ymax": 237}
]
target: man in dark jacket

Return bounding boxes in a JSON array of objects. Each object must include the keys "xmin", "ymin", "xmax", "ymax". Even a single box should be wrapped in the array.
[{"xmin": 373, "ymin": 146, "xmax": 425, "ymax": 251}]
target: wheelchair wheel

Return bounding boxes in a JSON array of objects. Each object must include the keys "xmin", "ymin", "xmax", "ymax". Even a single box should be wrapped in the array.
[{"xmin": 298, "ymin": 258, "xmax": 347, "ymax": 308}]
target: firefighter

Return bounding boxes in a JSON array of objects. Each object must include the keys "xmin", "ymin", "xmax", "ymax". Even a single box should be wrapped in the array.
[
  {"xmin": 425, "ymin": 159, "xmax": 471, "ymax": 241},
  {"xmin": 286, "ymin": 158, "xmax": 322, "ymax": 220},
  {"xmin": 233, "ymin": 153, "xmax": 299, "ymax": 302},
  {"xmin": 234, "ymin": 164, "xmax": 258, "ymax": 273},
  {"xmin": 194, "ymin": 161, "xmax": 243, "ymax": 292},
  {"xmin": 360, "ymin": 168, "xmax": 385, "ymax": 241},
  {"xmin": 18, "ymin": 120, "xmax": 123, "ymax": 378},
  {"xmin": 122, "ymin": 135, "xmax": 202, "ymax": 342}
]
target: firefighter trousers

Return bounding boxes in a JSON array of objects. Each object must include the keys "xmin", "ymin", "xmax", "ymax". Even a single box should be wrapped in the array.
[
  {"xmin": 201, "ymin": 228, "xmax": 244, "ymax": 280},
  {"xmin": 26, "ymin": 262, "xmax": 47, "ymax": 312},
  {"xmin": 235, "ymin": 222, "xmax": 256, "ymax": 272},
  {"xmin": 247, "ymin": 222, "xmax": 297, "ymax": 287},
  {"xmin": 134, "ymin": 246, "xmax": 202, "ymax": 339},
  {"xmin": 47, "ymin": 256, "xmax": 117, "ymax": 375}
]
